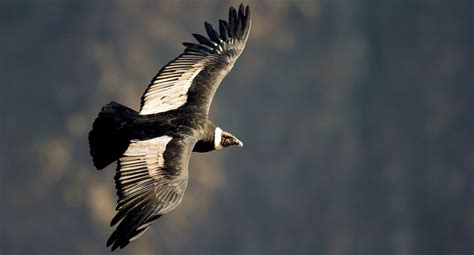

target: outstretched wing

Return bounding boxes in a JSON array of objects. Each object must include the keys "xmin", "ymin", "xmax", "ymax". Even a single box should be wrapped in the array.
[
  {"xmin": 139, "ymin": 4, "xmax": 251, "ymax": 115},
  {"xmin": 107, "ymin": 135, "xmax": 194, "ymax": 251}
]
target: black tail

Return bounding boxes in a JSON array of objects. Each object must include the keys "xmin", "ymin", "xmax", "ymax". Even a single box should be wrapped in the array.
[{"xmin": 88, "ymin": 101, "xmax": 138, "ymax": 170}]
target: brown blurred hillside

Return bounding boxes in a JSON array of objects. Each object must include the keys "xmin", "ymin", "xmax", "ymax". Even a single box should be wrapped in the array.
[{"xmin": 1, "ymin": 1, "xmax": 473, "ymax": 254}]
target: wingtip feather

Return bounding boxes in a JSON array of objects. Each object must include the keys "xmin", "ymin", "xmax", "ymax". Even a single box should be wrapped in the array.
[
  {"xmin": 204, "ymin": 21, "xmax": 221, "ymax": 43},
  {"xmin": 239, "ymin": 3, "xmax": 245, "ymax": 16},
  {"xmin": 228, "ymin": 7, "xmax": 237, "ymax": 37},
  {"xmin": 182, "ymin": 4, "xmax": 251, "ymax": 53},
  {"xmin": 219, "ymin": 19, "xmax": 229, "ymax": 40}
]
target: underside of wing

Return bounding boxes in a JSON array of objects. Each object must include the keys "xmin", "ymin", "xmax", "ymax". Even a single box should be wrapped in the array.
[
  {"xmin": 107, "ymin": 136, "xmax": 190, "ymax": 251},
  {"xmin": 139, "ymin": 4, "xmax": 251, "ymax": 115}
]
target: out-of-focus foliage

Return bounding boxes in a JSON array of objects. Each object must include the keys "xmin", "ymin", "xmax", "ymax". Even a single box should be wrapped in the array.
[{"xmin": 1, "ymin": 0, "xmax": 472, "ymax": 254}]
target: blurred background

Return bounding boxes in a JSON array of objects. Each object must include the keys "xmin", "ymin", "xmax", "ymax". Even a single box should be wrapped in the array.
[{"xmin": 1, "ymin": 0, "xmax": 473, "ymax": 254}]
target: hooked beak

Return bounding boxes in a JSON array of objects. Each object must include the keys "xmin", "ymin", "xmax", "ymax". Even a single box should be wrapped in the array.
[
  {"xmin": 230, "ymin": 135, "xmax": 243, "ymax": 148},
  {"xmin": 231, "ymin": 135, "xmax": 243, "ymax": 148},
  {"xmin": 221, "ymin": 130, "xmax": 244, "ymax": 148}
]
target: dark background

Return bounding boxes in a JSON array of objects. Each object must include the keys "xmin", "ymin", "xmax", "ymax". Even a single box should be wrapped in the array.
[{"xmin": 1, "ymin": 1, "xmax": 473, "ymax": 254}]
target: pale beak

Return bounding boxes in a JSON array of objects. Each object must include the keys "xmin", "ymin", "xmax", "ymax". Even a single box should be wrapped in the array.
[{"xmin": 237, "ymin": 140, "xmax": 244, "ymax": 147}]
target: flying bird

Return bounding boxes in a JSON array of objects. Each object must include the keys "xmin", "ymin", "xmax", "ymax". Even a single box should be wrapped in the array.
[{"xmin": 88, "ymin": 4, "xmax": 251, "ymax": 251}]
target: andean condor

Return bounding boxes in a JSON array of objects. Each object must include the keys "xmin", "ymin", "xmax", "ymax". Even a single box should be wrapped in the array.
[{"xmin": 88, "ymin": 4, "xmax": 251, "ymax": 251}]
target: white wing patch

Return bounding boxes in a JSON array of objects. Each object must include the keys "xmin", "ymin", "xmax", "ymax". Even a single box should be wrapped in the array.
[
  {"xmin": 139, "ymin": 55, "xmax": 210, "ymax": 115},
  {"xmin": 119, "ymin": 136, "xmax": 173, "ymax": 182},
  {"xmin": 116, "ymin": 135, "xmax": 188, "ymax": 215}
]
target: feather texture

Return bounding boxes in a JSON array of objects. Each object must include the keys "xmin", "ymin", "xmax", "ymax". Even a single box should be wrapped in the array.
[
  {"xmin": 107, "ymin": 136, "xmax": 191, "ymax": 251},
  {"xmin": 139, "ymin": 4, "xmax": 251, "ymax": 115}
]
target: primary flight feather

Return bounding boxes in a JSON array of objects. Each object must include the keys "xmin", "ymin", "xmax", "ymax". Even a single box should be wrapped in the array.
[{"xmin": 88, "ymin": 4, "xmax": 251, "ymax": 251}]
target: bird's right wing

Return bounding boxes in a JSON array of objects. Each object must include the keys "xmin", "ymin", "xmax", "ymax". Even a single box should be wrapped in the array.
[
  {"xmin": 106, "ymin": 135, "xmax": 194, "ymax": 251},
  {"xmin": 139, "ymin": 4, "xmax": 251, "ymax": 116}
]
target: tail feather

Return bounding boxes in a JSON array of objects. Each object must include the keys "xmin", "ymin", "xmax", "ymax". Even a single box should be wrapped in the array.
[{"xmin": 88, "ymin": 102, "xmax": 138, "ymax": 170}]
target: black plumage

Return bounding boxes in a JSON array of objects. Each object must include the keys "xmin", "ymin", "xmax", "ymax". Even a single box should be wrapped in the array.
[{"xmin": 88, "ymin": 4, "xmax": 251, "ymax": 251}]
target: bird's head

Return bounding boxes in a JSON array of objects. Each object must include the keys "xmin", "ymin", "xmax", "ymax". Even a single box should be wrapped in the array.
[{"xmin": 214, "ymin": 127, "xmax": 243, "ymax": 150}]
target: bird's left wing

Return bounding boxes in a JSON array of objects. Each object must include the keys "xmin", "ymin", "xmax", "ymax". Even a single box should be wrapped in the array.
[
  {"xmin": 106, "ymin": 135, "xmax": 194, "ymax": 251},
  {"xmin": 139, "ymin": 4, "xmax": 251, "ymax": 116}
]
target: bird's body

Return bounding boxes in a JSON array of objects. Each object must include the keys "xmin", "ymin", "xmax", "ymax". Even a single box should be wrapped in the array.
[{"xmin": 88, "ymin": 4, "xmax": 251, "ymax": 251}]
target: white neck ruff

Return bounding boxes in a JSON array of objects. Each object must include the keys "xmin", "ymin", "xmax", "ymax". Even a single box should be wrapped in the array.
[{"xmin": 214, "ymin": 127, "xmax": 223, "ymax": 150}]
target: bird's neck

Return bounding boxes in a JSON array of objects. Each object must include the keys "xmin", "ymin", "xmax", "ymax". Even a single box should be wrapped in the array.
[{"xmin": 192, "ymin": 120, "xmax": 217, "ymax": 152}]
